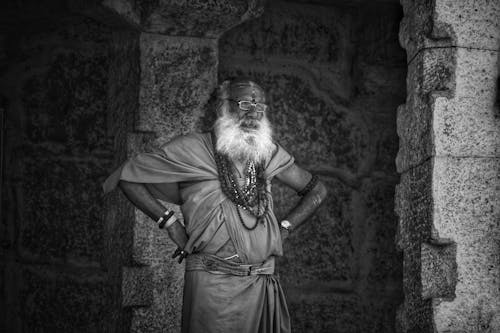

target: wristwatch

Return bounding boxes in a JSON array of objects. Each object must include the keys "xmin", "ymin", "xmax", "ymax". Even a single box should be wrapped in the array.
[{"xmin": 280, "ymin": 220, "xmax": 293, "ymax": 231}]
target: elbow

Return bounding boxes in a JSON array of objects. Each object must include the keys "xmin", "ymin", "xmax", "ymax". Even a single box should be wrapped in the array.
[
  {"xmin": 317, "ymin": 180, "xmax": 328, "ymax": 203},
  {"xmin": 310, "ymin": 180, "xmax": 328, "ymax": 208}
]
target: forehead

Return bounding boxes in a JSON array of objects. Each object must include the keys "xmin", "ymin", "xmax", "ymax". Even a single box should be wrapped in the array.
[{"xmin": 230, "ymin": 83, "xmax": 266, "ymax": 102}]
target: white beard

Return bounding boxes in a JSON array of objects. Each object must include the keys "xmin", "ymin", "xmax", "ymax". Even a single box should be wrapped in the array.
[{"xmin": 214, "ymin": 111, "xmax": 275, "ymax": 163}]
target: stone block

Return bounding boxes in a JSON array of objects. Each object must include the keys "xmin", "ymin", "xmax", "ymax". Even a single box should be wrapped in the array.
[
  {"xmin": 397, "ymin": 156, "xmax": 500, "ymax": 332},
  {"xmin": 287, "ymin": 294, "xmax": 401, "ymax": 333},
  {"xmin": 137, "ymin": 34, "xmax": 218, "ymax": 144},
  {"xmin": 277, "ymin": 177, "xmax": 353, "ymax": 286},
  {"xmin": 131, "ymin": 210, "xmax": 155, "ymax": 266},
  {"xmin": 421, "ymin": 241, "xmax": 457, "ymax": 300},
  {"xmin": 102, "ymin": 0, "xmax": 264, "ymax": 37},
  {"xmin": 396, "ymin": 47, "xmax": 498, "ymax": 169},
  {"xmin": 220, "ymin": 3, "xmax": 351, "ymax": 62},
  {"xmin": 103, "ymin": 190, "xmax": 134, "ymax": 271},
  {"xmin": 220, "ymin": 3, "xmax": 353, "ymax": 103},
  {"xmin": 433, "ymin": 49, "xmax": 500, "ymax": 157},
  {"xmin": 126, "ymin": 132, "xmax": 157, "ymax": 155},
  {"xmin": 400, "ymin": 0, "xmax": 500, "ymax": 61},
  {"xmin": 122, "ymin": 266, "xmax": 153, "ymax": 307},
  {"xmin": 2, "ymin": 15, "xmax": 116, "ymax": 265},
  {"xmin": 130, "ymin": 260, "xmax": 185, "ymax": 333},
  {"xmin": 432, "ymin": 0, "xmax": 500, "ymax": 50},
  {"xmin": 18, "ymin": 265, "xmax": 110, "ymax": 332},
  {"xmin": 20, "ymin": 155, "xmax": 111, "ymax": 263},
  {"xmin": 395, "ymin": 241, "xmax": 437, "ymax": 333},
  {"xmin": 396, "ymin": 297, "xmax": 434, "ymax": 333},
  {"xmin": 394, "ymin": 160, "xmax": 433, "ymax": 250},
  {"xmin": 362, "ymin": 178, "xmax": 402, "ymax": 293},
  {"xmin": 396, "ymin": 47, "xmax": 454, "ymax": 172},
  {"xmin": 431, "ymin": 157, "xmax": 500, "ymax": 332},
  {"xmin": 107, "ymin": 29, "xmax": 140, "ymax": 161}
]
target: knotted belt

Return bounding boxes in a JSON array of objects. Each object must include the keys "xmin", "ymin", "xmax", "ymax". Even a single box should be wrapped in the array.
[{"xmin": 185, "ymin": 253, "xmax": 275, "ymax": 276}]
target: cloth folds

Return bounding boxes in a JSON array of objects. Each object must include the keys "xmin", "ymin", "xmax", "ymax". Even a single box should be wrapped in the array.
[{"xmin": 103, "ymin": 132, "xmax": 294, "ymax": 332}]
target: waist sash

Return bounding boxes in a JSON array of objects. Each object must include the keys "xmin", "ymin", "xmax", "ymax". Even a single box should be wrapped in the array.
[{"xmin": 186, "ymin": 253, "xmax": 275, "ymax": 276}]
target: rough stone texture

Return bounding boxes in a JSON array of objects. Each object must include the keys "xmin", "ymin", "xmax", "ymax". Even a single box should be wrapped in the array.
[
  {"xmin": 100, "ymin": 0, "xmax": 265, "ymax": 37},
  {"xmin": 399, "ymin": 0, "xmax": 500, "ymax": 61},
  {"xmin": 17, "ymin": 265, "xmax": 110, "ymax": 332},
  {"xmin": 96, "ymin": 0, "xmax": 267, "ymax": 331},
  {"xmin": 103, "ymin": 29, "xmax": 140, "ymax": 333},
  {"xmin": 421, "ymin": 241, "xmax": 457, "ymax": 300},
  {"xmin": 397, "ymin": 47, "xmax": 500, "ymax": 172},
  {"xmin": 6, "ymin": 18, "xmax": 113, "ymax": 263},
  {"xmin": 395, "ymin": 160, "xmax": 433, "ymax": 249},
  {"xmin": 0, "ymin": 13, "xmax": 115, "ymax": 333},
  {"xmin": 397, "ymin": 0, "xmax": 500, "ymax": 332},
  {"xmin": 220, "ymin": 2, "xmax": 405, "ymax": 332},
  {"xmin": 122, "ymin": 266, "xmax": 153, "ymax": 307},
  {"xmin": 431, "ymin": 157, "xmax": 500, "ymax": 332},
  {"xmin": 394, "ymin": 160, "xmax": 435, "ymax": 333},
  {"xmin": 432, "ymin": 48, "xmax": 500, "ymax": 158},
  {"xmin": 111, "ymin": 32, "xmax": 219, "ymax": 331},
  {"xmin": 137, "ymin": 34, "xmax": 218, "ymax": 143},
  {"xmin": 287, "ymin": 294, "xmax": 401, "ymax": 333},
  {"xmin": 396, "ymin": 47, "xmax": 454, "ymax": 173}
]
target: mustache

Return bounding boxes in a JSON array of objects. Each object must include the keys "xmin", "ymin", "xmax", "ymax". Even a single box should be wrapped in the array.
[
  {"xmin": 239, "ymin": 119, "xmax": 259, "ymax": 129},
  {"xmin": 214, "ymin": 111, "xmax": 274, "ymax": 162}
]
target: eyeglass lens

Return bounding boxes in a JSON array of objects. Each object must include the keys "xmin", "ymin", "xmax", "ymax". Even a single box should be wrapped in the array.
[{"xmin": 238, "ymin": 101, "xmax": 267, "ymax": 112}]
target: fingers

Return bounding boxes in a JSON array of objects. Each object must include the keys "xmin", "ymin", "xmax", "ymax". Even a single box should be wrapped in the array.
[{"xmin": 172, "ymin": 247, "xmax": 189, "ymax": 263}]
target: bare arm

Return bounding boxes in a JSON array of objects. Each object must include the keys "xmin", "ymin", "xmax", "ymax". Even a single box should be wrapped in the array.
[
  {"xmin": 275, "ymin": 163, "xmax": 328, "ymax": 235},
  {"xmin": 118, "ymin": 180, "xmax": 188, "ymax": 249}
]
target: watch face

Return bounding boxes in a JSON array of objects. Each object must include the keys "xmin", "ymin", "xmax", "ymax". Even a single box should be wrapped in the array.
[{"xmin": 281, "ymin": 220, "xmax": 292, "ymax": 230}]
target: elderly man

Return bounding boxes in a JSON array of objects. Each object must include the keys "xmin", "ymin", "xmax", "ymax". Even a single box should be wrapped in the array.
[{"xmin": 103, "ymin": 78, "xmax": 327, "ymax": 333}]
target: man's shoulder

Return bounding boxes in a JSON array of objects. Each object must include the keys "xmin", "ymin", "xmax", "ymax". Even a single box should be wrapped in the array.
[{"xmin": 264, "ymin": 141, "xmax": 295, "ymax": 177}]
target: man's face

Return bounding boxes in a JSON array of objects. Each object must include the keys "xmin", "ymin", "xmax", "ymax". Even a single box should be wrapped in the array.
[{"xmin": 228, "ymin": 86, "xmax": 267, "ymax": 132}]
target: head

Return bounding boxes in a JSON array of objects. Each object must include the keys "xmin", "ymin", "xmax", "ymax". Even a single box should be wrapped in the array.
[{"xmin": 214, "ymin": 78, "xmax": 275, "ymax": 162}]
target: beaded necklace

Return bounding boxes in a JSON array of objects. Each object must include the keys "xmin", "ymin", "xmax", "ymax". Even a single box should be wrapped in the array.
[{"xmin": 212, "ymin": 132, "xmax": 269, "ymax": 230}]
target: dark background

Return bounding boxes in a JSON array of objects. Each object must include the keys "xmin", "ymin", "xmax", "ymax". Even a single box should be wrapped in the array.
[{"xmin": 1, "ymin": 0, "xmax": 406, "ymax": 332}]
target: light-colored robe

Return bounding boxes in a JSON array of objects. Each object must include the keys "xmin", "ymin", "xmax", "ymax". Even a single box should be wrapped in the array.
[{"xmin": 103, "ymin": 132, "xmax": 294, "ymax": 333}]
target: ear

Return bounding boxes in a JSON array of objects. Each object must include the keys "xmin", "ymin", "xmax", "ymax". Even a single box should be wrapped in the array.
[
  {"xmin": 216, "ymin": 80, "xmax": 231, "ymax": 117},
  {"xmin": 218, "ymin": 80, "xmax": 231, "ymax": 100}
]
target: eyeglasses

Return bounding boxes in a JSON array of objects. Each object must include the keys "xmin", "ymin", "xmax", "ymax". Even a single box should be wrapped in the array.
[{"xmin": 227, "ymin": 99, "xmax": 268, "ymax": 113}]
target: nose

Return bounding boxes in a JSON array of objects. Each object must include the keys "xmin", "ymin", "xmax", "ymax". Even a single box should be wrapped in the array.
[{"xmin": 245, "ymin": 105, "xmax": 259, "ymax": 118}]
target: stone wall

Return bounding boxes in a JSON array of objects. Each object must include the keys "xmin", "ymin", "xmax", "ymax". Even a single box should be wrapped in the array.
[
  {"xmin": 396, "ymin": 0, "xmax": 500, "ymax": 332},
  {"xmin": 0, "ymin": 13, "xmax": 114, "ymax": 332},
  {"xmin": 1, "ymin": 1, "xmax": 265, "ymax": 331},
  {"xmin": 219, "ymin": 2, "xmax": 406, "ymax": 332},
  {"xmin": 3, "ymin": 1, "xmax": 497, "ymax": 332}
]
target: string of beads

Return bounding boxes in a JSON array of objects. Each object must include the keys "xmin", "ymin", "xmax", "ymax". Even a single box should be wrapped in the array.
[{"xmin": 212, "ymin": 133, "xmax": 269, "ymax": 230}]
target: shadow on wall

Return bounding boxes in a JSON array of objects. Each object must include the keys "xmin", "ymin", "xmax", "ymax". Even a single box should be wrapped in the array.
[
  {"xmin": 0, "ymin": 9, "xmax": 116, "ymax": 332},
  {"xmin": 219, "ymin": 1, "xmax": 406, "ymax": 332}
]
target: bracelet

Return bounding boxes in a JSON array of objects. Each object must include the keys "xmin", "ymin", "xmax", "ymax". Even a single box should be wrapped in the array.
[
  {"xmin": 156, "ymin": 209, "xmax": 170, "ymax": 226},
  {"xmin": 157, "ymin": 209, "xmax": 176, "ymax": 229},
  {"xmin": 297, "ymin": 174, "xmax": 318, "ymax": 197},
  {"xmin": 172, "ymin": 247, "xmax": 189, "ymax": 263}
]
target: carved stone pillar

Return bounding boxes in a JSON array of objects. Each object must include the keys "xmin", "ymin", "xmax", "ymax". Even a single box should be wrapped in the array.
[
  {"xmin": 88, "ymin": 1, "xmax": 266, "ymax": 331},
  {"xmin": 396, "ymin": 1, "xmax": 499, "ymax": 332}
]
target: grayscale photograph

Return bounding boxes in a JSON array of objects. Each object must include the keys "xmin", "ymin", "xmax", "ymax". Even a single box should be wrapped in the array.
[{"xmin": 1, "ymin": 0, "xmax": 499, "ymax": 332}]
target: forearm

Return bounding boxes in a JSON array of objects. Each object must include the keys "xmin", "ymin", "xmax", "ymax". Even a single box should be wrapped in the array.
[
  {"xmin": 118, "ymin": 180, "xmax": 188, "ymax": 249},
  {"xmin": 284, "ymin": 181, "xmax": 328, "ymax": 231}
]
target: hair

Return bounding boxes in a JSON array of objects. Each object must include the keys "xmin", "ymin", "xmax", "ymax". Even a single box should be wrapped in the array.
[
  {"xmin": 214, "ymin": 78, "xmax": 275, "ymax": 162},
  {"xmin": 216, "ymin": 78, "xmax": 267, "ymax": 115}
]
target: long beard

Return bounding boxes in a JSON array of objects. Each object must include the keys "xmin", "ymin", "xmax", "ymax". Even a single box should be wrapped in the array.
[{"xmin": 214, "ymin": 111, "xmax": 275, "ymax": 163}]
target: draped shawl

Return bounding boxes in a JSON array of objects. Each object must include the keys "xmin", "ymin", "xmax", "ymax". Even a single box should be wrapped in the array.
[{"xmin": 103, "ymin": 132, "xmax": 294, "ymax": 332}]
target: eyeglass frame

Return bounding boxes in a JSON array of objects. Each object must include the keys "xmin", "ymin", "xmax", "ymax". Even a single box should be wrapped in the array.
[{"xmin": 226, "ymin": 99, "xmax": 268, "ymax": 113}]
